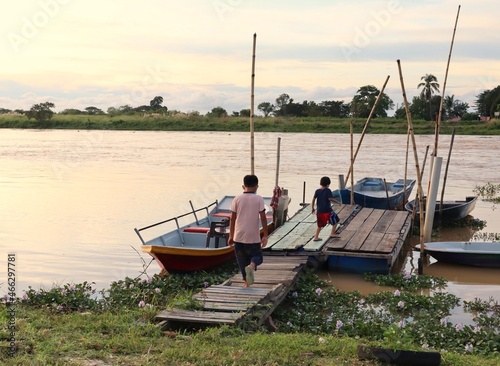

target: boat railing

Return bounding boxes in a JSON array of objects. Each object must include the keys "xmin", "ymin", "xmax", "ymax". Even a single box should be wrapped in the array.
[{"xmin": 134, "ymin": 200, "xmax": 219, "ymax": 245}]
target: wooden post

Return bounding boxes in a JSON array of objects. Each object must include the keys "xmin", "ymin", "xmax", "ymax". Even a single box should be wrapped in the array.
[
  {"xmin": 434, "ymin": 5, "xmax": 461, "ymax": 157},
  {"xmin": 250, "ymin": 33, "xmax": 256, "ymax": 175},
  {"xmin": 397, "ymin": 59, "xmax": 426, "ymax": 274},
  {"xmin": 346, "ymin": 75, "xmax": 390, "ymax": 183}
]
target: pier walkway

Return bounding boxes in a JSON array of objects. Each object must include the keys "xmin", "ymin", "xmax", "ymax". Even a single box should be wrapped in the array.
[{"xmin": 156, "ymin": 256, "xmax": 307, "ymax": 329}]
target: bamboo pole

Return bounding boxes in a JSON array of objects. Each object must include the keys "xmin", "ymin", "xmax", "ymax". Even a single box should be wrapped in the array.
[
  {"xmin": 250, "ymin": 33, "xmax": 256, "ymax": 175},
  {"xmin": 410, "ymin": 145, "xmax": 430, "ymax": 235},
  {"xmin": 345, "ymin": 75, "xmax": 390, "ymax": 182},
  {"xmin": 439, "ymin": 128, "xmax": 456, "ymax": 214},
  {"xmin": 350, "ymin": 121, "xmax": 354, "ymax": 205},
  {"xmin": 397, "ymin": 59, "xmax": 426, "ymax": 274},
  {"xmin": 434, "ymin": 5, "xmax": 461, "ymax": 157},
  {"xmin": 404, "ymin": 124, "xmax": 410, "ymax": 207}
]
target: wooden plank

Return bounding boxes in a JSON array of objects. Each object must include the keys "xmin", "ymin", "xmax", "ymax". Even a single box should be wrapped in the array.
[
  {"xmin": 358, "ymin": 231, "xmax": 385, "ymax": 253},
  {"xmin": 266, "ymin": 221, "xmax": 300, "ymax": 247},
  {"xmin": 386, "ymin": 211, "xmax": 410, "ymax": 234},
  {"xmin": 374, "ymin": 233, "xmax": 400, "ymax": 253},
  {"xmin": 372, "ymin": 210, "xmax": 398, "ymax": 233},
  {"xmin": 156, "ymin": 309, "xmax": 243, "ymax": 324},
  {"xmin": 326, "ymin": 229, "xmax": 356, "ymax": 250},
  {"xmin": 344, "ymin": 209, "xmax": 384, "ymax": 251},
  {"xmin": 288, "ymin": 207, "xmax": 315, "ymax": 223},
  {"xmin": 345, "ymin": 207, "xmax": 373, "ymax": 230},
  {"xmin": 269, "ymin": 222, "xmax": 315, "ymax": 250}
]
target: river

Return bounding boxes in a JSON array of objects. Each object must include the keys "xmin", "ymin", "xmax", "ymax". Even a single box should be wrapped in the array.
[{"xmin": 0, "ymin": 129, "xmax": 499, "ymax": 305}]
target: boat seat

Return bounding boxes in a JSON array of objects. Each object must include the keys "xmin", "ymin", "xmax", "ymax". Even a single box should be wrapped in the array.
[
  {"xmin": 363, "ymin": 181, "xmax": 381, "ymax": 187},
  {"xmin": 393, "ymin": 183, "xmax": 404, "ymax": 188},
  {"xmin": 183, "ymin": 227, "xmax": 210, "ymax": 233},
  {"xmin": 212, "ymin": 211, "xmax": 232, "ymax": 220},
  {"xmin": 206, "ymin": 218, "xmax": 230, "ymax": 248}
]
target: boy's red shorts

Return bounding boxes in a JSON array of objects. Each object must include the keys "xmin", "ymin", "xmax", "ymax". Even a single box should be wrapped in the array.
[{"xmin": 317, "ymin": 212, "xmax": 330, "ymax": 228}]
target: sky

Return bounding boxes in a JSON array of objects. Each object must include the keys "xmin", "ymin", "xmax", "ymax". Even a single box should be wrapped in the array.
[{"xmin": 0, "ymin": 0, "xmax": 499, "ymax": 115}]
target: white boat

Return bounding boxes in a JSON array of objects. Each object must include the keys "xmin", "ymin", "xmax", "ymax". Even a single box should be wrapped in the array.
[
  {"xmin": 134, "ymin": 196, "xmax": 274, "ymax": 273},
  {"xmin": 416, "ymin": 241, "xmax": 500, "ymax": 268}
]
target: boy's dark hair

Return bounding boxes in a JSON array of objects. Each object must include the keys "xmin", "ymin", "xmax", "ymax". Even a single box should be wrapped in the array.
[
  {"xmin": 320, "ymin": 176, "xmax": 331, "ymax": 186},
  {"xmin": 243, "ymin": 174, "xmax": 259, "ymax": 187}
]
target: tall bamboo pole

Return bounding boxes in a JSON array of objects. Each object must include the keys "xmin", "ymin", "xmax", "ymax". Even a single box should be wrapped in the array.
[
  {"xmin": 397, "ymin": 59, "xmax": 426, "ymax": 273},
  {"xmin": 346, "ymin": 75, "xmax": 390, "ymax": 183},
  {"xmin": 350, "ymin": 121, "xmax": 354, "ymax": 205},
  {"xmin": 250, "ymin": 33, "xmax": 256, "ymax": 174},
  {"xmin": 434, "ymin": 5, "xmax": 461, "ymax": 157}
]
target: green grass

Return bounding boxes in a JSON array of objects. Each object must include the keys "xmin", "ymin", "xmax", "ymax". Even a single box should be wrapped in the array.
[{"xmin": 1, "ymin": 114, "xmax": 499, "ymax": 134}]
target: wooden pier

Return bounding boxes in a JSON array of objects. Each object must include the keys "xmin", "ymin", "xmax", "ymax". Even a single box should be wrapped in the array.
[
  {"xmin": 265, "ymin": 204, "xmax": 411, "ymax": 274},
  {"xmin": 156, "ymin": 256, "xmax": 307, "ymax": 329}
]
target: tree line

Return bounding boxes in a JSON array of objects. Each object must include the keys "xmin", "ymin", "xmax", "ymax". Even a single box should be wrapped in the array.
[{"xmin": 1, "ymin": 77, "xmax": 499, "ymax": 124}]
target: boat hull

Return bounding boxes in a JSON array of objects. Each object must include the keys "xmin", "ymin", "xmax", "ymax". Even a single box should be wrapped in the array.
[
  {"xmin": 406, "ymin": 196, "xmax": 477, "ymax": 227},
  {"xmin": 142, "ymin": 245, "xmax": 236, "ymax": 273},
  {"xmin": 332, "ymin": 177, "xmax": 416, "ymax": 210},
  {"xmin": 417, "ymin": 241, "xmax": 500, "ymax": 268}
]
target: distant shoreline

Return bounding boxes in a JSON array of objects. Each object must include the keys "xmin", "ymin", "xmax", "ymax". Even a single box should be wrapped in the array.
[{"xmin": 1, "ymin": 114, "xmax": 499, "ymax": 135}]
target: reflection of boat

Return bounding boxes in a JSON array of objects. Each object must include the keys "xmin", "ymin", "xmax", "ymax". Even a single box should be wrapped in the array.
[
  {"xmin": 405, "ymin": 196, "xmax": 477, "ymax": 227},
  {"xmin": 424, "ymin": 260, "xmax": 500, "ymax": 285},
  {"xmin": 332, "ymin": 177, "xmax": 416, "ymax": 210},
  {"xmin": 416, "ymin": 241, "xmax": 500, "ymax": 268},
  {"xmin": 135, "ymin": 196, "xmax": 274, "ymax": 273}
]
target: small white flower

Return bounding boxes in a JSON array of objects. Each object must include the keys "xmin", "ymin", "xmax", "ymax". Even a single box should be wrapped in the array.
[
  {"xmin": 404, "ymin": 272, "xmax": 412, "ymax": 280},
  {"xmin": 455, "ymin": 323, "xmax": 463, "ymax": 331},
  {"xmin": 56, "ymin": 304, "xmax": 64, "ymax": 311},
  {"xmin": 129, "ymin": 284, "xmax": 134, "ymax": 289},
  {"xmin": 440, "ymin": 317, "xmax": 448, "ymax": 326},
  {"xmin": 422, "ymin": 343, "xmax": 429, "ymax": 349},
  {"xmin": 318, "ymin": 337, "xmax": 326, "ymax": 344},
  {"xmin": 292, "ymin": 291, "xmax": 298, "ymax": 299},
  {"xmin": 69, "ymin": 285, "xmax": 75, "ymax": 292},
  {"xmin": 473, "ymin": 326, "xmax": 481, "ymax": 333},
  {"xmin": 22, "ymin": 292, "xmax": 28, "ymax": 300},
  {"xmin": 465, "ymin": 344, "xmax": 473, "ymax": 352},
  {"xmin": 397, "ymin": 320, "xmax": 406, "ymax": 328},
  {"xmin": 315, "ymin": 287, "xmax": 322, "ymax": 296},
  {"xmin": 155, "ymin": 287, "xmax": 161, "ymax": 293},
  {"xmin": 286, "ymin": 321, "xmax": 293, "ymax": 327},
  {"xmin": 336, "ymin": 320, "xmax": 343, "ymax": 330},
  {"xmin": 138, "ymin": 300, "xmax": 145, "ymax": 308},
  {"xmin": 60, "ymin": 289, "xmax": 67, "ymax": 296},
  {"xmin": 394, "ymin": 289, "xmax": 401, "ymax": 296},
  {"xmin": 397, "ymin": 301, "xmax": 405, "ymax": 308}
]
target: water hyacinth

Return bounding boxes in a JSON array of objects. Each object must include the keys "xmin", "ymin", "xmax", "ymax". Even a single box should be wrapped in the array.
[
  {"xmin": 465, "ymin": 344, "xmax": 473, "ymax": 352},
  {"xmin": 394, "ymin": 289, "xmax": 400, "ymax": 296},
  {"xmin": 455, "ymin": 323, "xmax": 463, "ymax": 332},
  {"xmin": 138, "ymin": 300, "xmax": 145, "ymax": 308},
  {"xmin": 292, "ymin": 291, "xmax": 298, "ymax": 299},
  {"xmin": 336, "ymin": 320, "xmax": 343, "ymax": 330},
  {"xmin": 397, "ymin": 301, "xmax": 405, "ymax": 308},
  {"xmin": 315, "ymin": 287, "xmax": 322, "ymax": 296}
]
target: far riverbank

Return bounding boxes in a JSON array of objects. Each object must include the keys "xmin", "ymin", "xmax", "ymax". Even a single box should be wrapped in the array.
[{"xmin": 1, "ymin": 114, "xmax": 499, "ymax": 135}]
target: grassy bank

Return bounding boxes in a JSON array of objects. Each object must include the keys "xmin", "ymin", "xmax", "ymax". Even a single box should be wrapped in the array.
[
  {"xmin": 1, "ymin": 114, "xmax": 500, "ymax": 134},
  {"xmin": 2, "ymin": 264, "xmax": 499, "ymax": 365}
]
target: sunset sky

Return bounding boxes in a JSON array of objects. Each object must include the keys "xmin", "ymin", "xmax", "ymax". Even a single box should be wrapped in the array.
[{"xmin": 0, "ymin": 0, "xmax": 498, "ymax": 115}]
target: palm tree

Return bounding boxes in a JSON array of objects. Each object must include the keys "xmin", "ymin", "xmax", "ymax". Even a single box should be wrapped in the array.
[
  {"xmin": 443, "ymin": 95, "xmax": 455, "ymax": 120},
  {"xmin": 418, "ymin": 74, "xmax": 440, "ymax": 120}
]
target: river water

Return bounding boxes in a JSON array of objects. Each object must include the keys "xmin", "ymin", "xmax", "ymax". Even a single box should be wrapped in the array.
[{"xmin": 1, "ymin": 129, "xmax": 499, "ymax": 306}]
